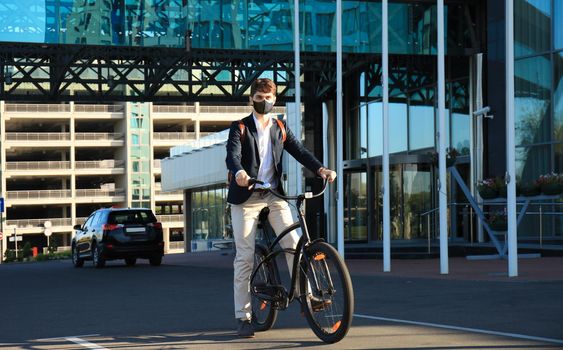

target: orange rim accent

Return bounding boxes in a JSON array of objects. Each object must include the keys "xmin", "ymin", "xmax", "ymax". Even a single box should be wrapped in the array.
[
  {"xmin": 260, "ymin": 301, "xmax": 267, "ymax": 310},
  {"xmin": 331, "ymin": 321, "xmax": 341, "ymax": 332},
  {"xmin": 313, "ymin": 253, "xmax": 326, "ymax": 261}
]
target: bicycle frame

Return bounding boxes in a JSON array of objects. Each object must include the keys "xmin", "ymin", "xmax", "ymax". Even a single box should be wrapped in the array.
[{"xmin": 250, "ymin": 180, "xmax": 328, "ymax": 305}]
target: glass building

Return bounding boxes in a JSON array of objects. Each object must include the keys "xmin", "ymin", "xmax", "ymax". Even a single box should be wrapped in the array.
[{"xmin": 0, "ymin": 0, "xmax": 561, "ymax": 254}]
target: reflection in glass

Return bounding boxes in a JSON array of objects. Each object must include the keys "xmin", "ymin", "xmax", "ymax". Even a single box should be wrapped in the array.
[
  {"xmin": 344, "ymin": 172, "xmax": 368, "ymax": 241},
  {"xmin": 409, "ymin": 105, "xmax": 434, "ymax": 151},
  {"xmin": 360, "ymin": 105, "xmax": 368, "ymax": 158},
  {"xmin": 191, "ymin": 186, "xmax": 228, "ymax": 240},
  {"xmin": 556, "ymin": 0, "xmax": 563, "ymax": 49},
  {"xmin": 403, "ymin": 164, "xmax": 432, "ymax": 239},
  {"xmin": 515, "ymin": 145, "xmax": 550, "ymax": 182},
  {"xmin": 515, "ymin": 56, "xmax": 551, "ymax": 145},
  {"xmin": 515, "ymin": 0, "xmax": 551, "ymax": 57},
  {"xmin": 451, "ymin": 113, "xmax": 470, "ymax": 154},
  {"xmin": 389, "ymin": 165, "xmax": 402, "ymax": 239},
  {"xmin": 367, "ymin": 102, "xmax": 382, "ymax": 157},
  {"xmin": 0, "ymin": 0, "xmax": 470, "ymax": 53},
  {"xmin": 389, "ymin": 103, "xmax": 408, "ymax": 153},
  {"xmin": 555, "ymin": 52, "xmax": 563, "ymax": 141}
]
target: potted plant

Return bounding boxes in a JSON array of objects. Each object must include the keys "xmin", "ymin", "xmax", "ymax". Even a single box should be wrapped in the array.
[
  {"xmin": 518, "ymin": 180, "xmax": 541, "ymax": 197},
  {"xmin": 495, "ymin": 177, "xmax": 507, "ymax": 197},
  {"xmin": 487, "ymin": 212, "xmax": 507, "ymax": 231},
  {"xmin": 536, "ymin": 172, "xmax": 563, "ymax": 195},
  {"xmin": 477, "ymin": 178, "xmax": 499, "ymax": 199}
]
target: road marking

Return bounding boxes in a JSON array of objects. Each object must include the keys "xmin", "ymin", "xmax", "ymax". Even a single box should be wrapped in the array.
[
  {"xmin": 354, "ymin": 314, "xmax": 563, "ymax": 345},
  {"xmin": 36, "ymin": 334, "xmax": 100, "ymax": 341},
  {"xmin": 65, "ymin": 337, "xmax": 110, "ymax": 350}
]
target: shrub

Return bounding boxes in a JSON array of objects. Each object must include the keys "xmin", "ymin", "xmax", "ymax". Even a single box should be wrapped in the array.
[{"xmin": 22, "ymin": 242, "xmax": 32, "ymax": 259}]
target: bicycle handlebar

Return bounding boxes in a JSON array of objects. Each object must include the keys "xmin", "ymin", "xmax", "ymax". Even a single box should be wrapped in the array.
[{"xmin": 248, "ymin": 177, "xmax": 329, "ymax": 201}]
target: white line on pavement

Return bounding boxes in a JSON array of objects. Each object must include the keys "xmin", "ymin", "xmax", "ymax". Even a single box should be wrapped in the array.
[
  {"xmin": 65, "ymin": 337, "xmax": 110, "ymax": 350},
  {"xmin": 36, "ymin": 334, "xmax": 100, "ymax": 341},
  {"xmin": 354, "ymin": 314, "xmax": 563, "ymax": 345}
]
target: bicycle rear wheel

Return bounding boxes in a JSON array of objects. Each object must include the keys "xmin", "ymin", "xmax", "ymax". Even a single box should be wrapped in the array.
[
  {"xmin": 299, "ymin": 241, "xmax": 354, "ymax": 343},
  {"xmin": 251, "ymin": 243, "xmax": 279, "ymax": 332}
]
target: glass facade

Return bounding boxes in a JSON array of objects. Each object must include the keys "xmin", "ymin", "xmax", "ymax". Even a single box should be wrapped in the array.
[
  {"xmin": 348, "ymin": 75, "xmax": 470, "ymax": 159},
  {"xmin": 514, "ymin": 0, "xmax": 562, "ymax": 185},
  {"xmin": 129, "ymin": 103, "xmax": 152, "ymax": 208},
  {"xmin": 191, "ymin": 186, "xmax": 230, "ymax": 241},
  {"xmin": 0, "ymin": 0, "xmax": 472, "ymax": 54}
]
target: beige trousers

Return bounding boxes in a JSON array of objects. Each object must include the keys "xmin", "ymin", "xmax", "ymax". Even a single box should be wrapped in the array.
[{"xmin": 230, "ymin": 191, "xmax": 300, "ymax": 320}]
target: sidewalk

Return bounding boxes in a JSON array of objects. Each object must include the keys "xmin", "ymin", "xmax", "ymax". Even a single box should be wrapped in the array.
[{"xmin": 163, "ymin": 250, "xmax": 563, "ymax": 282}]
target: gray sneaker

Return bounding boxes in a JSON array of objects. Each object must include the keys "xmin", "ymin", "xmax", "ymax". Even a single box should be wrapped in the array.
[{"xmin": 237, "ymin": 319, "xmax": 255, "ymax": 338}]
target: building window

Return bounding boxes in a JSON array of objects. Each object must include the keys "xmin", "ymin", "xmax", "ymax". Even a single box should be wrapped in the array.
[
  {"xmin": 515, "ymin": 55, "xmax": 551, "ymax": 146},
  {"xmin": 515, "ymin": 0, "xmax": 551, "ymax": 57}
]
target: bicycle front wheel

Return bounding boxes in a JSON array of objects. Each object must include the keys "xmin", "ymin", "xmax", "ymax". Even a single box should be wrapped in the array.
[
  {"xmin": 251, "ymin": 243, "xmax": 279, "ymax": 332},
  {"xmin": 299, "ymin": 241, "xmax": 354, "ymax": 343}
]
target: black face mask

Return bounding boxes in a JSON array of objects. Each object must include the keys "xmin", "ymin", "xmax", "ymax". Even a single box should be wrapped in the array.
[{"xmin": 253, "ymin": 99, "xmax": 274, "ymax": 114}]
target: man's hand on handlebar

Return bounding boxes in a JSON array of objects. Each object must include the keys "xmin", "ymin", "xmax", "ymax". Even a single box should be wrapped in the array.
[
  {"xmin": 317, "ymin": 167, "xmax": 337, "ymax": 183},
  {"xmin": 235, "ymin": 170, "xmax": 252, "ymax": 188}
]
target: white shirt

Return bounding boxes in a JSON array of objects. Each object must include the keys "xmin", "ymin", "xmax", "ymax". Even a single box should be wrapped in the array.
[{"xmin": 252, "ymin": 114, "xmax": 277, "ymax": 189}]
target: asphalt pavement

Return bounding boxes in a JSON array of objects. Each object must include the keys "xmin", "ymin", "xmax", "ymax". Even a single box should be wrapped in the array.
[{"xmin": 0, "ymin": 251, "xmax": 562, "ymax": 349}]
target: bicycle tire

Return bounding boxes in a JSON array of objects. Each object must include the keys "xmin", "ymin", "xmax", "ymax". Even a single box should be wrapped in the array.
[
  {"xmin": 251, "ymin": 243, "xmax": 279, "ymax": 332},
  {"xmin": 299, "ymin": 241, "xmax": 354, "ymax": 343}
]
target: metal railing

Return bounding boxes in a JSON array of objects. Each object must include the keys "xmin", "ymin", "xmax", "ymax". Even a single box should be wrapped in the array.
[
  {"xmin": 74, "ymin": 133, "xmax": 124, "ymax": 141},
  {"xmin": 419, "ymin": 201, "xmax": 563, "ymax": 249},
  {"xmin": 75, "ymin": 189, "xmax": 124, "ymax": 197},
  {"xmin": 75, "ymin": 217, "xmax": 88, "ymax": 224},
  {"xmin": 6, "ymin": 190, "xmax": 72, "ymax": 200},
  {"xmin": 74, "ymin": 104, "xmax": 124, "ymax": 113},
  {"xmin": 6, "ymin": 161, "xmax": 71, "ymax": 170},
  {"xmin": 153, "ymin": 105, "xmax": 196, "ymax": 113},
  {"xmin": 75, "ymin": 160, "xmax": 125, "ymax": 169},
  {"xmin": 153, "ymin": 132, "xmax": 197, "ymax": 141},
  {"xmin": 156, "ymin": 214, "xmax": 184, "ymax": 222},
  {"xmin": 6, "ymin": 218, "xmax": 72, "ymax": 228},
  {"xmin": 155, "ymin": 189, "xmax": 183, "ymax": 196},
  {"xmin": 5, "ymin": 132, "xmax": 71, "ymax": 141},
  {"xmin": 152, "ymin": 105, "xmax": 285, "ymax": 114},
  {"xmin": 5, "ymin": 103, "xmax": 71, "ymax": 113}
]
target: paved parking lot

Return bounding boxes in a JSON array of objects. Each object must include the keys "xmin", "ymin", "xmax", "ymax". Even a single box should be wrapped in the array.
[{"xmin": 0, "ymin": 252, "xmax": 562, "ymax": 349}]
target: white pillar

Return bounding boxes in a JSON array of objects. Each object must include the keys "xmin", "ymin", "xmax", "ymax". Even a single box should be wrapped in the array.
[
  {"xmin": 382, "ymin": 0, "xmax": 391, "ymax": 272},
  {"xmin": 506, "ymin": 0, "xmax": 518, "ymax": 277},
  {"xmin": 336, "ymin": 0, "xmax": 344, "ymax": 258},
  {"xmin": 293, "ymin": 0, "xmax": 302, "ymax": 196},
  {"xmin": 438, "ymin": 0, "xmax": 449, "ymax": 274},
  {"xmin": 194, "ymin": 102, "xmax": 200, "ymax": 139}
]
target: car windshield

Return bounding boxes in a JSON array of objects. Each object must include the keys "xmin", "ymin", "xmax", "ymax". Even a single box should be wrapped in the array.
[{"xmin": 108, "ymin": 210, "xmax": 157, "ymax": 225}]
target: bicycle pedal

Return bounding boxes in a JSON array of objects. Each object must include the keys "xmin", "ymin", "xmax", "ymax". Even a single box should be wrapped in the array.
[{"xmin": 252, "ymin": 284, "xmax": 287, "ymax": 301}]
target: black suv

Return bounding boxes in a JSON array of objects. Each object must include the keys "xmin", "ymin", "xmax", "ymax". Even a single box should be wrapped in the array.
[{"xmin": 71, "ymin": 208, "xmax": 164, "ymax": 268}]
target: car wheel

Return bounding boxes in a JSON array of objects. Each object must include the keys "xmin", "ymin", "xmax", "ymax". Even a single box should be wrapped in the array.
[
  {"xmin": 125, "ymin": 258, "xmax": 137, "ymax": 266},
  {"xmin": 149, "ymin": 256, "xmax": 162, "ymax": 266},
  {"xmin": 92, "ymin": 244, "xmax": 106, "ymax": 268},
  {"xmin": 72, "ymin": 244, "xmax": 84, "ymax": 268}
]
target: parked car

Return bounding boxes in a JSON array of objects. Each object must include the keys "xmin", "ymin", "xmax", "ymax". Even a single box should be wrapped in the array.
[{"xmin": 72, "ymin": 208, "xmax": 164, "ymax": 268}]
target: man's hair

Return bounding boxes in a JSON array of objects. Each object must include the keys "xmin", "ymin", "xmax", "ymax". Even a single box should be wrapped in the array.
[{"xmin": 250, "ymin": 78, "xmax": 277, "ymax": 96}]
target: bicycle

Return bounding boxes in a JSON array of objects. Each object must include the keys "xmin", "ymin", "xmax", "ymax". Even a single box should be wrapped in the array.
[{"xmin": 248, "ymin": 178, "xmax": 354, "ymax": 343}]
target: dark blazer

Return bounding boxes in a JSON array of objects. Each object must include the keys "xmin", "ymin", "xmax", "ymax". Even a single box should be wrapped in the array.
[{"xmin": 225, "ymin": 114, "xmax": 323, "ymax": 205}]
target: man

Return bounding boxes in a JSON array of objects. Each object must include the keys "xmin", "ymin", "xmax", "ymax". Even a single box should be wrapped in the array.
[{"xmin": 225, "ymin": 78, "xmax": 336, "ymax": 338}]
